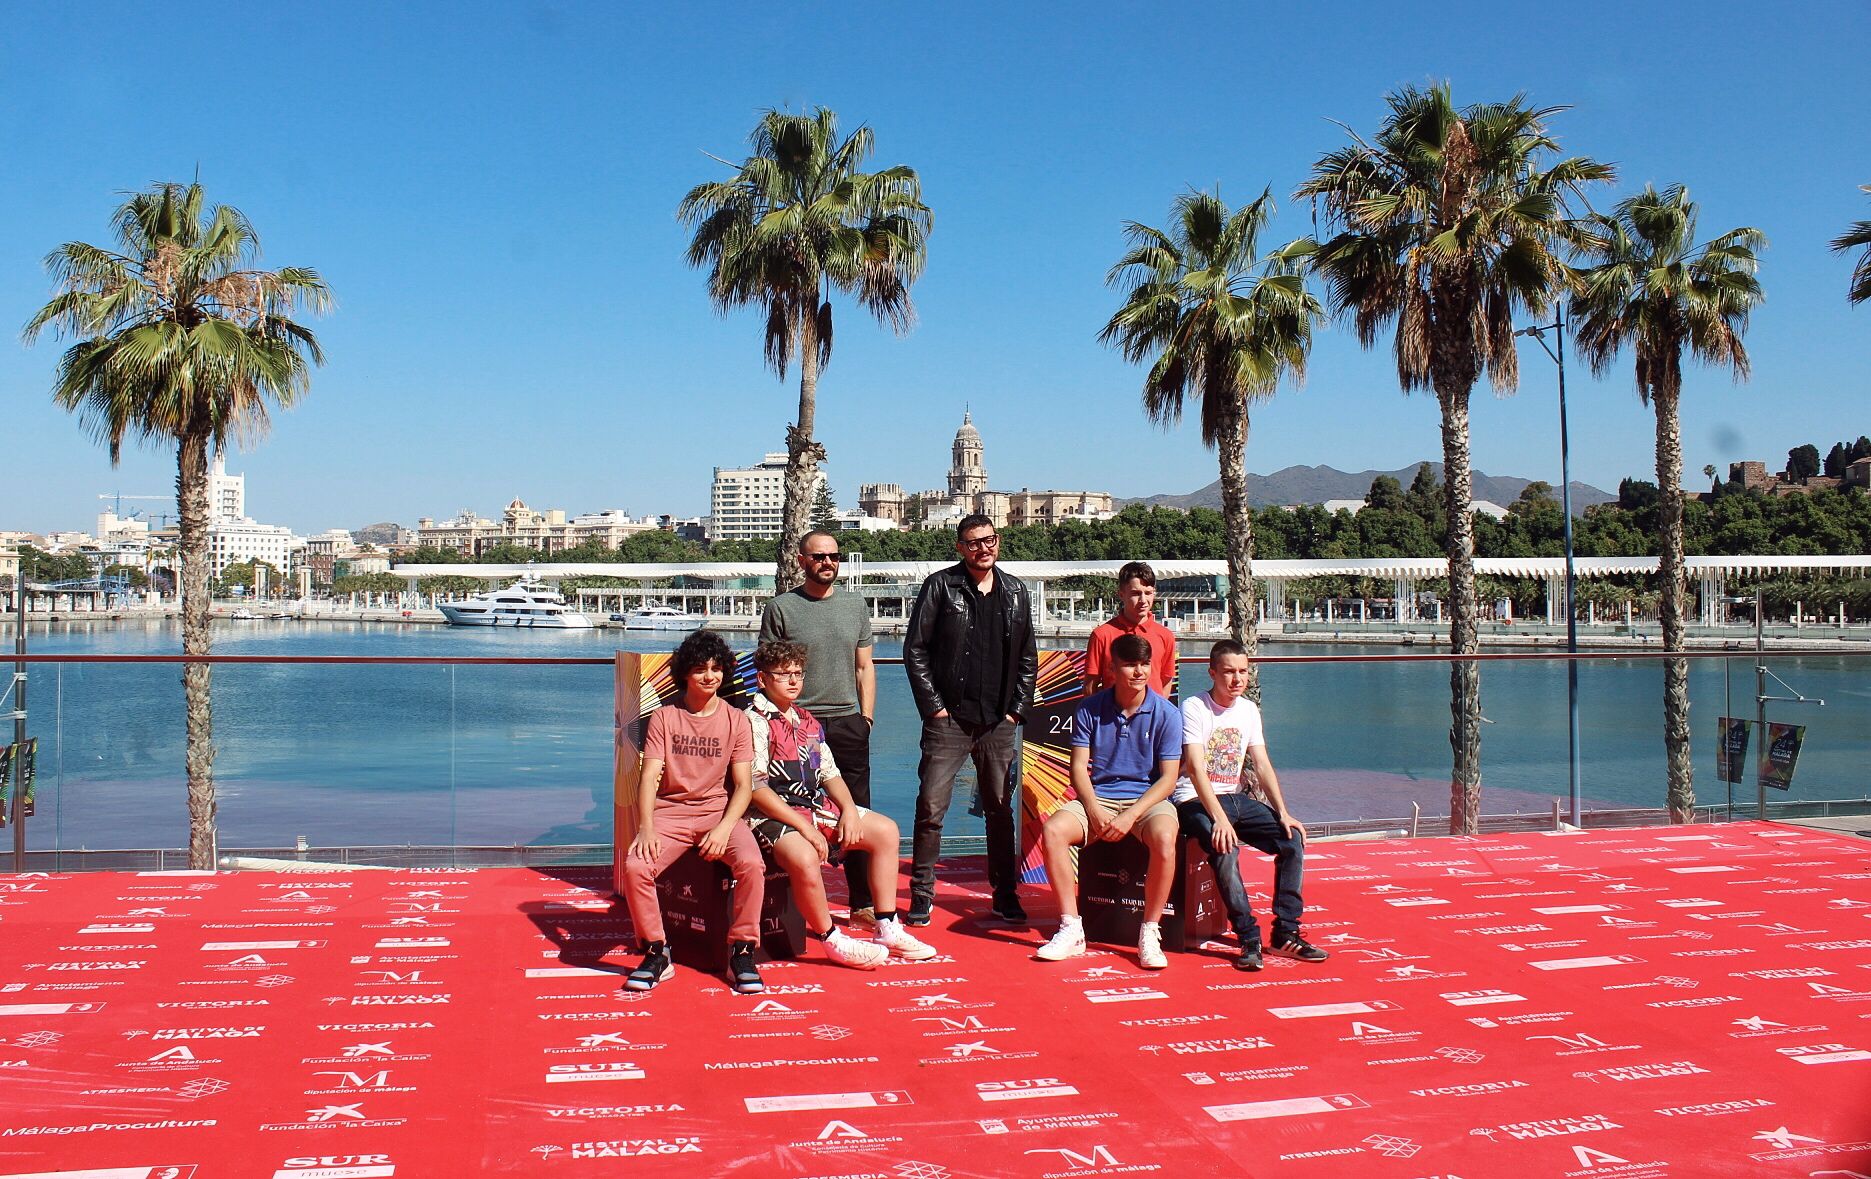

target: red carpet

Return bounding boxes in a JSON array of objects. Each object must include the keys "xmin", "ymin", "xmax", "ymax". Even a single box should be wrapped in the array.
[{"xmin": 2, "ymin": 822, "xmax": 1869, "ymax": 1178}]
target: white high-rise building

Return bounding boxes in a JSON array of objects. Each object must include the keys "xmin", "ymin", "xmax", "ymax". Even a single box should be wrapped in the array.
[
  {"xmin": 709, "ymin": 453, "xmax": 827, "ymax": 541},
  {"xmin": 210, "ymin": 453, "xmax": 245, "ymax": 522},
  {"xmin": 204, "ymin": 451, "xmax": 298, "ymax": 581}
]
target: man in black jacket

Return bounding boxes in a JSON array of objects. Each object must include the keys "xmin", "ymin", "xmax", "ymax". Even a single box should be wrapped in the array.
[{"xmin": 902, "ymin": 513, "xmax": 1039, "ymax": 926}]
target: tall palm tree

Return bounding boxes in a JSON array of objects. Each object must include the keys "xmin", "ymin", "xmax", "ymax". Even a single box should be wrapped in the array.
[
  {"xmin": 24, "ymin": 182, "xmax": 330, "ymax": 868},
  {"xmin": 1298, "ymin": 84, "xmax": 1611, "ymax": 834},
  {"xmin": 1099, "ymin": 188, "xmax": 1320, "ymax": 693},
  {"xmin": 679, "ymin": 107, "xmax": 930, "ymax": 591},
  {"xmin": 1571, "ymin": 184, "xmax": 1764, "ymax": 823},
  {"xmin": 1832, "ymin": 185, "xmax": 1871, "ymax": 304}
]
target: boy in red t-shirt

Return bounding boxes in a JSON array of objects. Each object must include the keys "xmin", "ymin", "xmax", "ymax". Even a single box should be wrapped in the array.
[{"xmin": 620, "ymin": 630, "xmax": 767, "ymax": 994}]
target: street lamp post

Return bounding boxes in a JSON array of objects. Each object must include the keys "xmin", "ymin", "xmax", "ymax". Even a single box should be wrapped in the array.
[{"xmin": 1517, "ymin": 310, "xmax": 1582, "ymax": 826}]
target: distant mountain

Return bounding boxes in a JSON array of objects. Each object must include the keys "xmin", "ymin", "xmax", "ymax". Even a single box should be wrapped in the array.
[
  {"xmin": 1124, "ymin": 463, "xmax": 1615, "ymax": 512},
  {"xmin": 352, "ymin": 522, "xmax": 406, "ymax": 545}
]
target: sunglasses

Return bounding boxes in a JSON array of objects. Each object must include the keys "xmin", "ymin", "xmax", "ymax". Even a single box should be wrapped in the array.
[{"xmin": 803, "ymin": 552, "xmax": 843, "ymax": 563}]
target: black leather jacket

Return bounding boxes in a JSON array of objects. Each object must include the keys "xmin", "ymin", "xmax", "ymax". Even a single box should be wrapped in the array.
[{"xmin": 903, "ymin": 563, "xmax": 1039, "ymax": 723}]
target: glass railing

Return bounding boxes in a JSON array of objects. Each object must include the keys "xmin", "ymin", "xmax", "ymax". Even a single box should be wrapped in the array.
[{"xmin": 4, "ymin": 628, "xmax": 1867, "ymax": 870}]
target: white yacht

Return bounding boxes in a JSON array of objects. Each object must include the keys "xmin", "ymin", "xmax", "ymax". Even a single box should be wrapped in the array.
[
  {"xmin": 437, "ymin": 579, "xmax": 594, "ymax": 629},
  {"xmin": 618, "ymin": 604, "xmax": 707, "ymax": 632}
]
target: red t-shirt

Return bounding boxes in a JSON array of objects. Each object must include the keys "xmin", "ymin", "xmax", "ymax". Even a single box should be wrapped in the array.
[
  {"xmin": 1085, "ymin": 613, "xmax": 1178, "ymax": 696},
  {"xmin": 643, "ymin": 702, "xmax": 753, "ymax": 805}
]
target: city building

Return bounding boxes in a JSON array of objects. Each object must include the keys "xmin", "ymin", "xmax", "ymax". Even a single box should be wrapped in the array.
[
  {"xmin": 301, "ymin": 528, "xmax": 358, "ymax": 589},
  {"xmin": 207, "ymin": 517, "xmax": 297, "ymax": 581},
  {"xmin": 415, "ymin": 510, "xmax": 500, "ymax": 556},
  {"xmin": 857, "ymin": 482, "xmax": 906, "ymax": 524},
  {"xmin": 709, "ymin": 454, "xmax": 827, "ymax": 541},
  {"xmin": 415, "ymin": 501, "xmax": 663, "ymax": 556},
  {"xmin": 210, "ymin": 453, "xmax": 245, "ymax": 522},
  {"xmin": 860, "ymin": 413, "xmax": 1115, "ymax": 531},
  {"xmin": 1729, "ymin": 458, "xmax": 1855, "ymax": 497},
  {"xmin": 199, "ymin": 453, "xmax": 300, "ymax": 580},
  {"xmin": 833, "ymin": 509, "xmax": 897, "ymax": 532}
]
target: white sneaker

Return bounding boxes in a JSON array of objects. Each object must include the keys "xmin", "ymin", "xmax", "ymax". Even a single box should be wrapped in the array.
[
  {"xmin": 875, "ymin": 917, "xmax": 937, "ymax": 961},
  {"xmin": 1138, "ymin": 921, "xmax": 1167, "ymax": 970},
  {"xmin": 1036, "ymin": 922, "xmax": 1087, "ymax": 962},
  {"xmin": 824, "ymin": 929, "xmax": 888, "ymax": 969}
]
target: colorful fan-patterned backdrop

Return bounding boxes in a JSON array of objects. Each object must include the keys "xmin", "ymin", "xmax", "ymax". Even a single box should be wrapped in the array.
[{"xmin": 1017, "ymin": 649, "xmax": 1091, "ymax": 883}]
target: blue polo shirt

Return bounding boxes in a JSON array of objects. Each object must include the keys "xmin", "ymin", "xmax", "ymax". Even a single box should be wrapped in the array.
[{"xmin": 1070, "ymin": 687, "xmax": 1182, "ymax": 802}]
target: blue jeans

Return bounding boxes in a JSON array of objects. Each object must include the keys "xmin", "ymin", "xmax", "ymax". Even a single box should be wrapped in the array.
[{"xmin": 1177, "ymin": 796, "xmax": 1304, "ymax": 943}]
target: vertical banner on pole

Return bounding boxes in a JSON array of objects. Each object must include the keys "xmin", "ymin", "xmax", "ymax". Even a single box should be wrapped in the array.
[
  {"xmin": 1757, "ymin": 722, "xmax": 1805, "ymax": 792},
  {"xmin": 0, "ymin": 740, "xmax": 26, "ymax": 828},
  {"xmin": 612, "ymin": 649, "xmax": 759, "ymax": 895},
  {"xmin": 1715, "ymin": 717, "xmax": 1751, "ymax": 785},
  {"xmin": 13, "ymin": 739, "xmax": 31, "ymax": 819}
]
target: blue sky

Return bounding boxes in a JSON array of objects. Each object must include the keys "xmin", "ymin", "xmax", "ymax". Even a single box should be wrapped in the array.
[{"xmin": 3, "ymin": 2, "xmax": 1866, "ymax": 534}]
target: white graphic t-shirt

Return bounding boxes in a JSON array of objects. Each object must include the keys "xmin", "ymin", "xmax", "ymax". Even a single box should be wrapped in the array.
[{"xmin": 1172, "ymin": 691, "xmax": 1266, "ymax": 805}]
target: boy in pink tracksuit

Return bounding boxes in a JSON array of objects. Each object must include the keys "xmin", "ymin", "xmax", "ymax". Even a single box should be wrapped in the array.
[{"xmin": 620, "ymin": 629, "xmax": 767, "ymax": 993}]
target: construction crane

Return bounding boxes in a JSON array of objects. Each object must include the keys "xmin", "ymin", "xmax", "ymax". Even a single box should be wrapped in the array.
[{"xmin": 98, "ymin": 493, "xmax": 172, "ymax": 519}]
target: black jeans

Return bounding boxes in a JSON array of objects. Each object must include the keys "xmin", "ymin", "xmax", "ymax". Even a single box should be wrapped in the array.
[
  {"xmin": 820, "ymin": 712, "xmax": 874, "ymax": 911},
  {"xmin": 1177, "ymin": 796, "xmax": 1305, "ymax": 942},
  {"xmin": 910, "ymin": 714, "xmax": 1019, "ymax": 905}
]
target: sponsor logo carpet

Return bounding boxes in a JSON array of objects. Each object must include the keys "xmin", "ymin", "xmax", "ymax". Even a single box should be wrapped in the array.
[{"xmin": 0, "ymin": 823, "xmax": 1867, "ymax": 1175}]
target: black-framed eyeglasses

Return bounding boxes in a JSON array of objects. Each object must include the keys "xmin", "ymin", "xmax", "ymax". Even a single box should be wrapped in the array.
[
  {"xmin": 960, "ymin": 534, "xmax": 1000, "ymax": 551},
  {"xmin": 804, "ymin": 552, "xmax": 843, "ymax": 563}
]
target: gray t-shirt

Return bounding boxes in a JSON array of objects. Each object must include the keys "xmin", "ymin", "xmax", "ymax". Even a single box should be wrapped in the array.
[{"xmin": 757, "ymin": 587, "xmax": 874, "ymax": 717}]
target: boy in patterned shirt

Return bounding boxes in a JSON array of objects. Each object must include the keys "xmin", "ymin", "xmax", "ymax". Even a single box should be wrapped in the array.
[{"xmin": 746, "ymin": 641, "xmax": 936, "ymax": 967}]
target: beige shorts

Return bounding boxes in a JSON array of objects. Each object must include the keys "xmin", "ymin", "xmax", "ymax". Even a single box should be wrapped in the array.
[{"xmin": 1051, "ymin": 796, "xmax": 1178, "ymax": 847}]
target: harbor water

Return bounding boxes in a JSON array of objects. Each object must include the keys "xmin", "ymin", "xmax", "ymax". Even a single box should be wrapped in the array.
[{"xmin": 15, "ymin": 618, "xmax": 1869, "ymax": 852}]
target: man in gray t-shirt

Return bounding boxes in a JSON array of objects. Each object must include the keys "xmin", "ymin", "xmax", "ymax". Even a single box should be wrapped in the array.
[{"xmin": 759, "ymin": 531, "xmax": 879, "ymax": 920}]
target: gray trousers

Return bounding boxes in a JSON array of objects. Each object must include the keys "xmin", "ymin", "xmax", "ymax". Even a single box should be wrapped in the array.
[{"xmin": 909, "ymin": 715, "xmax": 1020, "ymax": 904}]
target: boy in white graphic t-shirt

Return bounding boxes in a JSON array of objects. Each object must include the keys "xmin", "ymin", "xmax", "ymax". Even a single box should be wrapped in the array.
[{"xmin": 1176, "ymin": 640, "xmax": 1328, "ymax": 972}]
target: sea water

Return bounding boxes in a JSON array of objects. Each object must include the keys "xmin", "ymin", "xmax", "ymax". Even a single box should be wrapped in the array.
[{"xmin": 16, "ymin": 618, "xmax": 1868, "ymax": 851}]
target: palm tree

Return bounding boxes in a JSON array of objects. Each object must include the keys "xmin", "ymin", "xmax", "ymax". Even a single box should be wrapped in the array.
[
  {"xmin": 1298, "ymin": 84, "xmax": 1611, "ymax": 834},
  {"xmin": 1832, "ymin": 185, "xmax": 1871, "ymax": 304},
  {"xmin": 1099, "ymin": 188, "xmax": 1320, "ymax": 692},
  {"xmin": 24, "ymin": 182, "xmax": 330, "ymax": 867},
  {"xmin": 1571, "ymin": 184, "xmax": 1764, "ymax": 823},
  {"xmin": 679, "ymin": 107, "xmax": 930, "ymax": 592}
]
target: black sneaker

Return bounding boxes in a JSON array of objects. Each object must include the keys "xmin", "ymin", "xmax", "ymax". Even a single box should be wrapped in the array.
[
  {"xmin": 989, "ymin": 894, "xmax": 1027, "ymax": 927},
  {"xmin": 1232, "ymin": 940, "xmax": 1263, "ymax": 972},
  {"xmin": 904, "ymin": 896, "xmax": 934, "ymax": 927},
  {"xmin": 727, "ymin": 941, "xmax": 765, "ymax": 994},
  {"xmin": 625, "ymin": 941, "xmax": 672, "ymax": 991},
  {"xmin": 1267, "ymin": 931, "xmax": 1328, "ymax": 962}
]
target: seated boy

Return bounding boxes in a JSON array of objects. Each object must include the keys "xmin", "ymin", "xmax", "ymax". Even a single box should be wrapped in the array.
[
  {"xmin": 1036, "ymin": 633, "xmax": 1182, "ymax": 968},
  {"xmin": 746, "ymin": 641, "xmax": 936, "ymax": 966},
  {"xmin": 1176, "ymin": 639, "xmax": 1326, "ymax": 971},
  {"xmin": 621, "ymin": 629, "xmax": 767, "ymax": 994}
]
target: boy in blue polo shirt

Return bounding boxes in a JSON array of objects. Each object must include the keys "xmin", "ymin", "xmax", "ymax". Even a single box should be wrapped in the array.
[{"xmin": 1036, "ymin": 633, "xmax": 1183, "ymax": 968}]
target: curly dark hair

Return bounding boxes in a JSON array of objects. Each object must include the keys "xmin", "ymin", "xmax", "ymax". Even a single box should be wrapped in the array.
[
  {"xmin": 670, "ymin": 629, "xmax": 735, "ymax": 688},
  {"xmin": 754, "ymin": 640, "xmax": 808, "ymax": 673}
]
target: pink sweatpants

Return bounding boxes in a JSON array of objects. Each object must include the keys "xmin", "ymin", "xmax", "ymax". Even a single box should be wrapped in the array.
[{"xmin": 621, "ymin": 799, "xmax": 765, "ymax": 943}]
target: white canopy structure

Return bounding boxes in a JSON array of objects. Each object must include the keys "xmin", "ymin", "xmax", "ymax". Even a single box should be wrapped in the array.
[{"xmin": 391, "ymin": 554, "xmax": 1871, "ymax": 626}]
